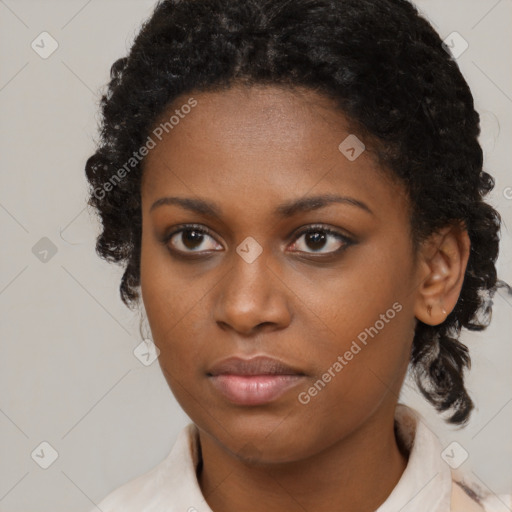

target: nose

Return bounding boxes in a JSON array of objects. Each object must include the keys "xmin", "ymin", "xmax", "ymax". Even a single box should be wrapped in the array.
[{"xmin": 213, "ymin": 252, "xmax": 292, "ymax": 336}]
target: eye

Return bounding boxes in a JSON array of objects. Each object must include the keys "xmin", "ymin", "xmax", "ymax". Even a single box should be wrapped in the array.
[
  {"xmin": 162, "ymin": 223, "xmax": 353, "ymax": 257},
  {"xmin": 288, "ymin": 224, "xmax": 353, "ymax": 255},
  {"xmin": 164, "ymin": 224, "xmax": 223, "ymax": 254}
]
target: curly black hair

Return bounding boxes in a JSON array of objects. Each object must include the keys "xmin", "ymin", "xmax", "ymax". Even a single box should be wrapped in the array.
[{"xmin": 85, "ymin": 0, "xmax": 502, "ymax": 424}]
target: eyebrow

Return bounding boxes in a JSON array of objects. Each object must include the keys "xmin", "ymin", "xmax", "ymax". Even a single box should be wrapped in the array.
[{"xmin": 150, "ymin": 193, "xmax": 373, "ymax": 217}]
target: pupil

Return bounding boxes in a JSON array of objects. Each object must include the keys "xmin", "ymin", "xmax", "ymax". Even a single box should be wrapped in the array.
[
  {"xmin": 306, "ymin": 231, "xmax": 326, "ymax": 251},
  {"xmin": 183, "ymin": 229, "xmax": 203, "ymax": 249}
]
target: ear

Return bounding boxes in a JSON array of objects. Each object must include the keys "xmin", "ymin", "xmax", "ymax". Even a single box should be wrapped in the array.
[{"xmin": 413, "ymin": 222, "xmax": 471, "ymax": 326}]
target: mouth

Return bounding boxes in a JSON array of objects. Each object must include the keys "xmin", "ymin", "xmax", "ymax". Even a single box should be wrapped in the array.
[{"xmin": 207, "ymin": 355, "xmax": 307, "ymax": 406}]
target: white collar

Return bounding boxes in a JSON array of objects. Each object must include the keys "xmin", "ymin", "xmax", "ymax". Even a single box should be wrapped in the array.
[
  {"xmin": 94, "ymin": 404, "xmax": 457, "ymax": 512},
  {"xmin": 375, "ymin": 404, "xmax": 452, "ymax": 512}
]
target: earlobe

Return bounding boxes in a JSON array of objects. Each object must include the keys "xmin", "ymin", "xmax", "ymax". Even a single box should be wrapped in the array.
[
  {"xmin": 425, "ymin": 301, "xmax": 448, "ymax": 321},
  {"xmin": 414, "ymin": 223, "xmax": 470, "ymax": 326}
]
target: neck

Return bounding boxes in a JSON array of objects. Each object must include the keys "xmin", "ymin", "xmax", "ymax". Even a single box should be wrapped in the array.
[{"xmin": 197, "ymin": 404, "xmax": 408, "ymax": 512}]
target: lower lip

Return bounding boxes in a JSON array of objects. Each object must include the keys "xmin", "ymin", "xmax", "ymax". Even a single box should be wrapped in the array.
[{"xmin": 209, "ymin": 374, "xmax": 305, "ymax": 405}]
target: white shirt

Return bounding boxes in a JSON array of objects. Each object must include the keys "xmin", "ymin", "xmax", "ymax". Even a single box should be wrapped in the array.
[{"xmin": 91, "ymin": 404, "xmax": 510, "ymax": 511}]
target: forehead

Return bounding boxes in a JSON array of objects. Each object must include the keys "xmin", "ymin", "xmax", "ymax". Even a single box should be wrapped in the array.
[{"xmin": 140, "ymin": 84, "xmax": 407, "ymax": 219}]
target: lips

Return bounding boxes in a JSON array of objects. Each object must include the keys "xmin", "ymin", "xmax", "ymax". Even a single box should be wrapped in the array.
[
  {"xmin": 207, "ymin": 355, "xmax": 305, "ymax": 377},
  {"xmin": 207, "ymin": 356, "xmax": 306, "ymax": 406}
]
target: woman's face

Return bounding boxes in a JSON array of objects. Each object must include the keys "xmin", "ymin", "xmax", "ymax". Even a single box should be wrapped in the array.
[{"xmin": 140, "ymin": 84, "xmax": 421, "ymax": 462}]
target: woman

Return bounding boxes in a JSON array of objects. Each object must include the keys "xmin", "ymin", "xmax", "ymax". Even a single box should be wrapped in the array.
[{"xmin": 85, "ymin": 0, "xmax": 510, "ymax": 510}]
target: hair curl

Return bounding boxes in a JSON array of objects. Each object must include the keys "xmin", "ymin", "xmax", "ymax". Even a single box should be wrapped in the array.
[{"xmin": 85, "ymin": 0, "xmax": 503, "ymax": 424}]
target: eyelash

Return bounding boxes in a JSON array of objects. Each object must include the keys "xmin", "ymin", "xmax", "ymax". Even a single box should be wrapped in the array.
[{"xmin": 162, "ymin": 223, "xmax": 354, "ymax": 258}]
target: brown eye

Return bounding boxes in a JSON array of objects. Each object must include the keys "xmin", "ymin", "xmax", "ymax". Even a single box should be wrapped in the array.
[
  {"xmin": 165, "ymin": 226, "xmax": 222, "ymax": 254},
  {"xmin": 289, "ymin": 225, "xmax": 353, "ymax": 255}
]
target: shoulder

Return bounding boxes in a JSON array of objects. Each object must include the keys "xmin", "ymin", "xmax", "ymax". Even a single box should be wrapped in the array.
[
  {"xmin": 89, "ymin": 453, "xmax": 174, "ymax": 512},
  {"xmin": 89, "ymin": 423, "xmax": 201, "ymax": 512},
  {"xmin": 393, "ymin": 405, "xmax": 510, "ymax": 512}
]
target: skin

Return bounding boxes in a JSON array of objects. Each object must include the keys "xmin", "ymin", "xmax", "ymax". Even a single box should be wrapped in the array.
[{"xmin": 139, "ymin": 84, "xmax": 470, "ymax": 512}]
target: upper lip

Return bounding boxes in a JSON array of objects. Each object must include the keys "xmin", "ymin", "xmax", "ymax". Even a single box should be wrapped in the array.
[{"xmin": 207, "ymin": 356, "xmax": 305, "ymax": 376}]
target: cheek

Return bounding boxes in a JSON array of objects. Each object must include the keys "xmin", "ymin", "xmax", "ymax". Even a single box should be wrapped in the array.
[
  {"xmin": 140, "ymin": 233, "xmax": 185, "ymax": 348},
  {"xmin": 291, "ymin": 235, "xmax": 413, "ymax": 346},
  {"xmin": 291, "ymin": 287, "xmax": 413, "ymax": 454},
  {"xmin": 140, "ymin": 265, "xmax": 209, "ymax": 415},
  {"xmin": 140, "ymin": 267, "xmax": 204, "ymax": 354},
  {"xmin": 140, "ymin": 234, "xmax": 219, "ymax": 374},
  {"xmin": 290, "ymin": 240, "xmax": 415, "ymax": 402}
]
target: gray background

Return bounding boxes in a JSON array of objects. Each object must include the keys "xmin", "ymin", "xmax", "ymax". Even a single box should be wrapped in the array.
[{"xmin": 0, "ymin": 1, "xmax": 511, "ymax": 510}]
